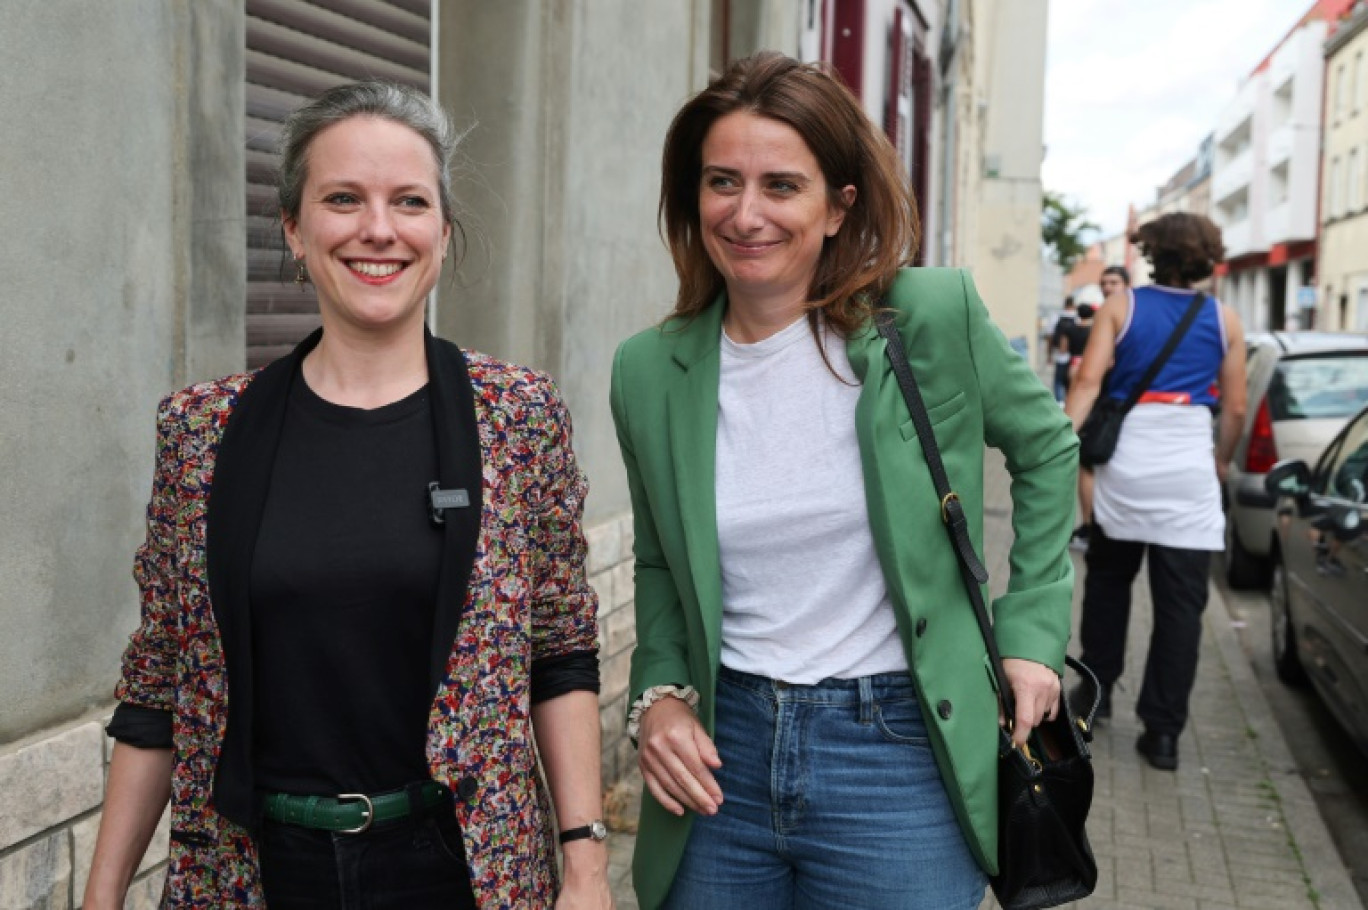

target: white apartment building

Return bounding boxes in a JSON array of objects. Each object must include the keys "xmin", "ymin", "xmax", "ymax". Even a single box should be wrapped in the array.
[{"xmin": 1212, "ymin": 16, "xmax": 1330, "ymax": 330}]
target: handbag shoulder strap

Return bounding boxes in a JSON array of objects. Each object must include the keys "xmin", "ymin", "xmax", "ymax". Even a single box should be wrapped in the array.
[
  {"xmin": 1116, "ymin": 292, "xmax": 1207, "ymax": 413},
  {"xmin": 873, "ymin": 310, "xmax": 1016, "ymax": 720}
]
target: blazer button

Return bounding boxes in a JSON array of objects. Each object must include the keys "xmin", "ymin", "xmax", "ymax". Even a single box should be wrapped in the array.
[
  {"xmin": 915, "ymin": 618, "xmax": 928, "ymax": 637},
  {"xmin": 937, "ymin": 700, "xmax": 953, "ymax": 720},
  {"xmin": 457, "ymin": 776, "xmax": 479, "ymax": 802}
]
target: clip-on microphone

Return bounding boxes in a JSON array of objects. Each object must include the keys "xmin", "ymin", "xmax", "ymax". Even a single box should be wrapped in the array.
[{"xmin": 428, "ymin": 481, "xmax": 470, "ymax": 526}]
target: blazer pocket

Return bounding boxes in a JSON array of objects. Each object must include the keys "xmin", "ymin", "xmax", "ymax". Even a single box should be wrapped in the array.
[{"xmin": 899, "ymin": 390, "xmax": 968, "ymax": 441}]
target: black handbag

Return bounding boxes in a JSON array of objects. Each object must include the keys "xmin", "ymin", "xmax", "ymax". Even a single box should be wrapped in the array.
[
  {"xmin": 875, "ymin": 311, "xmax": 1101, "ymax": 910},
  {"xmin": 1077, "ymin": 292, "xmax": 1207, "ymax": 467}
]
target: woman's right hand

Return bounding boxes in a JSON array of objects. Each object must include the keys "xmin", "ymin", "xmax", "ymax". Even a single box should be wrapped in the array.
[{"xmin": 637, "ymin": 696, "xmax": 723, "ymax": 817}]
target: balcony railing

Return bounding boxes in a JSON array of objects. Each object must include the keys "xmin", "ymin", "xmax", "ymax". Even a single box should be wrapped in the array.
[
  {"xmin": 1265, "ymin": 202, "xmax": 1291, "ymax": 244},
  {"xmin": 1213, "ymin": 148, "xmax": 1254, "ymax": 204},
  {"xmin": 1221, "ymin": 220, "xmax": 1253, "ymax": 258},
  {"xmin": 1267, "ymin": 124, "xmax": 1293, "ymax": 167}
]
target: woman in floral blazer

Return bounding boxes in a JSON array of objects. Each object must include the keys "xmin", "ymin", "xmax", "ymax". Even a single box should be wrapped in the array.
[{"xmin": 83, "ymin": 83, "xmax": 613, "ymax": 910}]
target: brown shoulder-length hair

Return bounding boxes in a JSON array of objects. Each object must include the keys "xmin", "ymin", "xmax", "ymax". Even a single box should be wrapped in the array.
[
  {"xmin": 659, "ymin": 51, "xmax": 918, "ymax": 335},
  {"xmin": 1130, "ymin": 213, "xmax": 1225, "ymax": 286}
]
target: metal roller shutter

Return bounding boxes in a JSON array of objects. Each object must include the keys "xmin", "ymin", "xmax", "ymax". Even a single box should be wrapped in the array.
[{"xmin": 245, "ymin": 0, "xmax": 431, "ymax": 368}]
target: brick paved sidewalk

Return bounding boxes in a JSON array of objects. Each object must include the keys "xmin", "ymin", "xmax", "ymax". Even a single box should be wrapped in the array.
[{"xmin": 602, "ymin": 449, "xmax": 1363, "ymax": 909}]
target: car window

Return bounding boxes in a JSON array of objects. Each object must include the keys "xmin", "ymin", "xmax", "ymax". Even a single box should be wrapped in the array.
[
  {"xmin": 1314, "ymin": 411, "xmax": 1368, "ymax": 502},
  {"xmin": 1266, "ymin": 354, "xmax": 1368, "ymax": 420}
]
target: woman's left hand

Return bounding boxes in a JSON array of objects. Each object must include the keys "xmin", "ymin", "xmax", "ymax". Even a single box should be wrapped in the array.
[
  {"xmin": 1000, "ymin": 658, "xmax": 1062, "ymax": 747},
  {"xmin": 556, "ymin": 841, "xmax": 615, "ymax": 909}
]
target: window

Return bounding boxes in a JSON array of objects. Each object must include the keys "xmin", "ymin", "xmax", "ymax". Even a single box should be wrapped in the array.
[
  {"xmin": 1337, "ymin": 63, "xmax": 1348, "ymax": 118},
  {"xmin": 1329, "ymin": 157, "xmax": 1343, "ymax": 217},
  {"xmin": 1270, "ymin": 160, "xmax": 1290, "ymax": 205},
  {"xmin": 1312, "ymin": 409, "xmax": 1368, "ymax": 502},
  {"xmin": 1268, "ymin": 354, "xmax": 1368, "ymax": 422},
  {"xmin": 1351, "ymin": 148, "xmax": 1363, "ymax": 212},
  {"xmin": 1355, "ymin": 52, "xmax": 1364, "ymax": 113}
]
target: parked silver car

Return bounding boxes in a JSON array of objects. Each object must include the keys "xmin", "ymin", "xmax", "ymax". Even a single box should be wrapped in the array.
[
  {"xmin": 1223, "ymin": 332, "xmax": 1368, "ymax": 589},
  {"xmin": 1265, "ymin": 406, "xmax": 1368, "ymax": 756}
]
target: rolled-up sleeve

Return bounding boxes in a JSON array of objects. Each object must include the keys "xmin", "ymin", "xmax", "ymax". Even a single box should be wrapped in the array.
[{"xmin": 107, "ymin": 702, "xmax": 173, "ymax": 749}]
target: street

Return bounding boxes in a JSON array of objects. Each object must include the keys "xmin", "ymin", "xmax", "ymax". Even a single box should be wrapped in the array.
[{"xmin": 1215, "ymin": 558, "xmax": 1368, "ymax": 907}]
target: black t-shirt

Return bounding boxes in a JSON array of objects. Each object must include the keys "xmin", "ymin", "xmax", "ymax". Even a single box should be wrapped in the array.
[
  {"xmin": 1051, "ymin": 312, "xmax": 1078, "ymax": 351},
  {"xmin": 249, "ymin": 376, "xmax": 442, "ymax": 796},
  {"xmin": 108, "ymin": 361, "xmax": 601, "ymax": 783},
  {"xmin": 1065, "ymin": 321, "xmax": 1092, "ymax": 357}
]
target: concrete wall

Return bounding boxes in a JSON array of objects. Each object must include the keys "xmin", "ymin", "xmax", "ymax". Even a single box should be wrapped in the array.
[
  {"xmin": 0, "ymin": 0, "xmax": 244, "ymax": 902},
  {"xmin": 968, "ymin": 0, "xmax": 1047, "ymax": 351},
  {"xmin": 0, "ymin": 1, "xmax": 245, "ymax": 746},
  {"xmin": 435, "ymin": 0, "xmax": 709, "ymax": 783},
  {"xmin": 435, "ymin": 0, "xmax": 700, "ymax": 527}
]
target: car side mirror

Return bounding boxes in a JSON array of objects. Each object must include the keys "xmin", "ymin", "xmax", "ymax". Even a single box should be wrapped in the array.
[{"xmin": 1264, "ymin": 459, "xmax": 1310, "ymax": 499}]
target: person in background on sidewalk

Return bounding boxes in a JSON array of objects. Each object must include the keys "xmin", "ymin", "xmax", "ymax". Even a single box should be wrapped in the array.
[
  {"xmin": 83, "ymin": 82, "xmax": 612, "ymax": 910},
  {"xmin": 1065, "ymin": 214, "xmax": 1246, "ymax": 771},
  {"xmin": 1065, "ymin": 302, "xmax": 1095, "ymax": 383},
  {"xmin": 1052, "ymin": 296, "xmax": 1079, "ymax": 402},
  {"xmin": 612, "ymin": 52, "xmax": 1077, "ymax": 910},
  {"xmin": 1069, "ymin": 264, "xmax": 1130, "ymax": 551}
]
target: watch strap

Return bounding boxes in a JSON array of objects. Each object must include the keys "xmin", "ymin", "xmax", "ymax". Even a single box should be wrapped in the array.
[{"xmin": 558, "ymin": 819, "xmax": 607, "ymax": 844}]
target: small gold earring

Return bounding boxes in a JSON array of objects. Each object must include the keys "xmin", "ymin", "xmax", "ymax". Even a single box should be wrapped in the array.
[{"xmin": 294, "ymin": 257, "xmax": 308, "ymax": 290}]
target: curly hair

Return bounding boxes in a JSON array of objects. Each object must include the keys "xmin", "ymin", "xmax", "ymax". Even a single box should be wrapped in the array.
[
  {"xmin": 659, "ymin": 51, "xmax": 918, "ymax": 336},
  {"xmin": 1130, "ymin": 213, "xmax": 1225, "ymax": 286}
]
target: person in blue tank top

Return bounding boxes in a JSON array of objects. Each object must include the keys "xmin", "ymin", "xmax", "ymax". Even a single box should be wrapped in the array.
[{"xmin": 1064, "ymin": 213, "xmax": 1247, "ymax": 771}]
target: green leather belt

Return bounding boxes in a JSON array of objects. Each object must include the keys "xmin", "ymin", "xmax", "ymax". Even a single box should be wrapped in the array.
[{"xmin": 263, "ymin": 781, "xmax": 449, "ymax": 834}]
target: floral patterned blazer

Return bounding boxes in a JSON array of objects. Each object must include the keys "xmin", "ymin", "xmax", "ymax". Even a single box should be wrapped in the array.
[{"xmin": 114, "ymin": 329, "xmax": 598, "ymax": 908}]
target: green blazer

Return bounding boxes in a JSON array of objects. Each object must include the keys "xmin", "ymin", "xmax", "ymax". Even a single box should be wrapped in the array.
[{"xmin": 609, "ymin": 267, "xmax": 1078, "ymax": 909}]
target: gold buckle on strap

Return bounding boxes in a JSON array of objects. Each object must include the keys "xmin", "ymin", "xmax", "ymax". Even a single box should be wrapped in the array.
[
  {"xmin": 940, "ymin": 492, "xmax": 960, "ymax": 524},
  {"xmin": 337, "ymin": 793, "xmax": 374, "ymax": 834}
]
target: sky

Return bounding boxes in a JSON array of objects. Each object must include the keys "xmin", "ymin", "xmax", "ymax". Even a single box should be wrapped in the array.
[{"xmin": 1043, "ymin": 0, "xmax": 1322, "ymax": 239}]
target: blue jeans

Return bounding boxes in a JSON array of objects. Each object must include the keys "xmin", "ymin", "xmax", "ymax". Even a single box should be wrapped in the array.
[
  {"xmin": 664, "ymin": 667, "xmax": 987, "ymax": 910},
  {"xmin": 1053, "ymin": 362, "xmax": 1071, "ymax": 402}
]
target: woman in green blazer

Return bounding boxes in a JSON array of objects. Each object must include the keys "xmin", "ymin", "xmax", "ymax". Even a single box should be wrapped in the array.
[{"xmin": 611, "ymin": 53, "xmax": 1078, "ymax": 910}]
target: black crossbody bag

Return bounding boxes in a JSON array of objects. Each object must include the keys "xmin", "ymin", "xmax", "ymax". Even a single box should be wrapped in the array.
[
  {"xmin": 875, "ymin": 310, "xmax": 1101, "ymax": 910},
  {"xmin": 1077, "ymin": 292, "xmax": 1206, "ymax": 467}
]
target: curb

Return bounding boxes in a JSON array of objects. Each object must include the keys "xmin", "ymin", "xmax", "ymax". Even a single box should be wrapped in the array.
[{"xmin": 1205, "ymin": 579, "xmax": 1365, "ymax": 909}]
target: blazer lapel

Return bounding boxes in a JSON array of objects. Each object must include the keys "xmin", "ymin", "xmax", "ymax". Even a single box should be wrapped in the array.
[
  {"xmin": 665, "ymin": 303, "xmax": 725, "ymax": 670},
  {"xmin": 206, "ymin": 328, "xmax": 320, "ymax": 827},
  {"xmin": 424, "ymin": 331, "xmax": 484, "ymax": 697}
]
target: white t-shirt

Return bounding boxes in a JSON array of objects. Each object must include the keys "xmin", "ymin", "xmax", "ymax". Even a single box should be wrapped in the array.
[{"xmin": 715, "ymin": 316, "xmax": 908, "ymax": 683}]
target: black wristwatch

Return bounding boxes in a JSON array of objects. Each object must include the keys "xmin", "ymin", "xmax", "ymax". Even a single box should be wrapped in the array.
[{"xmin": 558, "ymin": 819, "xmax": 608, "ymax": 845}]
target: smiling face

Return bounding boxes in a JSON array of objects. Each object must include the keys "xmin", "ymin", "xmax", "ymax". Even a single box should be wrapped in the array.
[
  {"xmin": 282, "ymin": 116, "xmax": 450, "ymax": 337},
  {"xmin": 698, "ymin": 111, "xmax": 854, "ymax": 315}
]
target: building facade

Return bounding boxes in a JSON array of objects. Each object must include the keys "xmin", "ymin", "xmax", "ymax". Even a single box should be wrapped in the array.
[
  {"xmin": 799, "ymin": 0, "xmax": 1049, "ymax": 356},
  {"xmin": 1211, "ymin": 1, "xmax": 1355, "ymax": 331},
  {"xmin": 1318, "ymin": 0, "xmax": 1368, "ymax": 331}
]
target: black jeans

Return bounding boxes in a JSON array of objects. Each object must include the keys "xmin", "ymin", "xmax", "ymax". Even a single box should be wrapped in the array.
[
  {"xmin": 256, "ymin": 799, "xmax": 477, "ymax": 910},
  {"xmin": 1078, "ymin": 523, "xmax": 1211, "ymax": 736}
]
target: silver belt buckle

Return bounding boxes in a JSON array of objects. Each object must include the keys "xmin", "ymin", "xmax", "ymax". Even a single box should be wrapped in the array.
[{"xmin": 337, "ymin": 793, "xmax": 374, "ymax": 834}]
